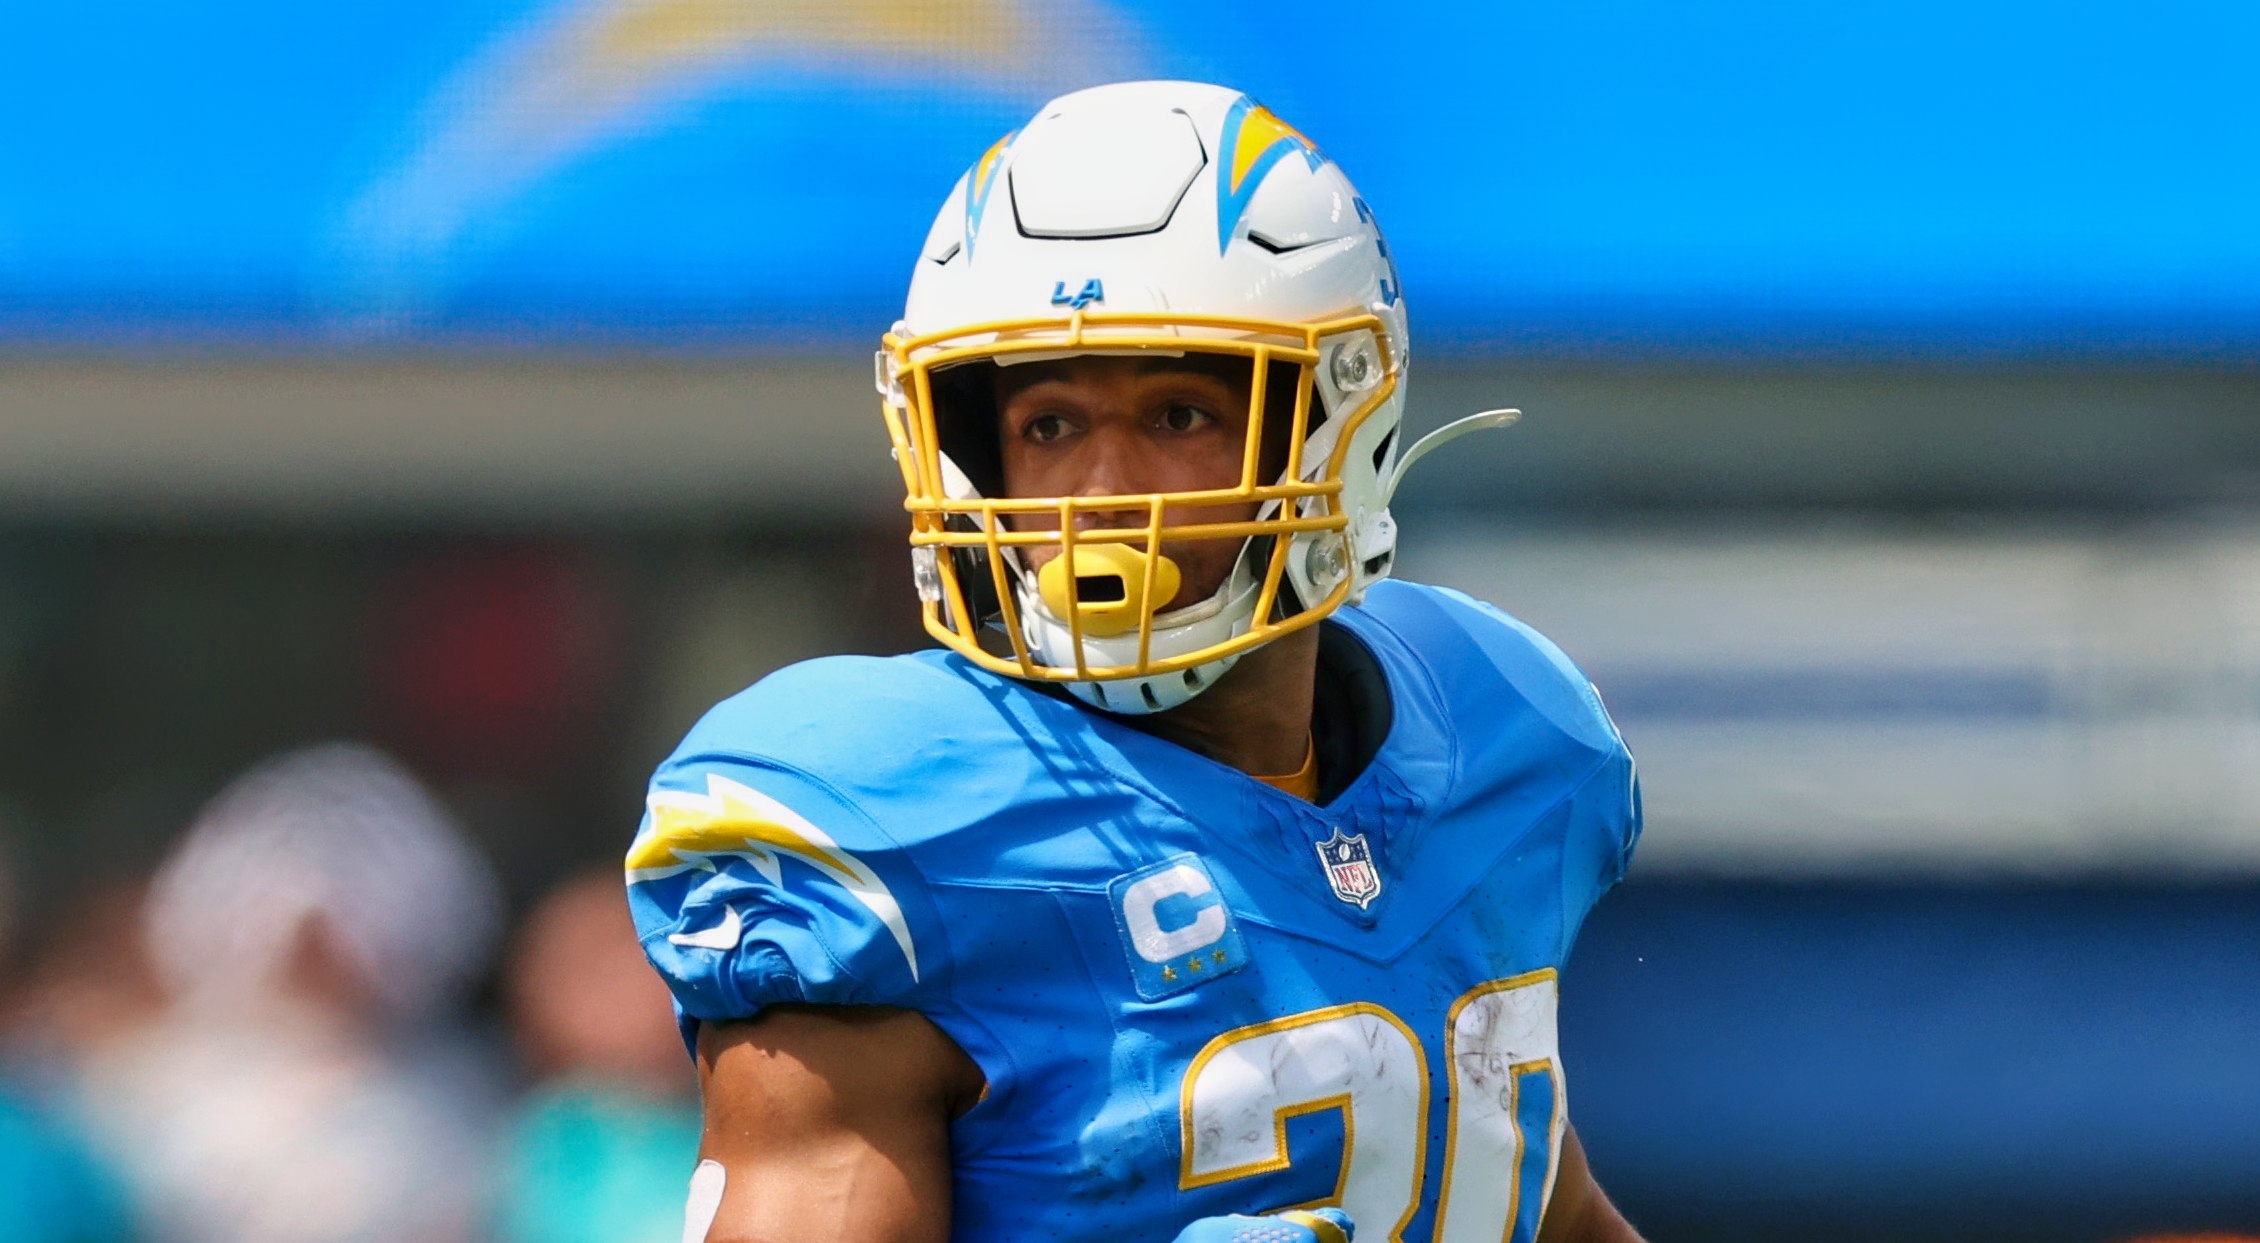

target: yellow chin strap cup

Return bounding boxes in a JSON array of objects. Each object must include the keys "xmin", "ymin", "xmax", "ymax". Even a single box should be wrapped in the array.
[{"xmin": 1036, "ymin": 542, "xmax": 1182, "ymax": 638}]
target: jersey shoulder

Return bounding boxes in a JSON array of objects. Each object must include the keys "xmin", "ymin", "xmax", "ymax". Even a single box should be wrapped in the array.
[
  {"xmin": 1356, "ymin": 580, "xmax": 1642, "ymax": 922},
  {"xmin": 669, "ymin": 650, "xmax": 991, "ymax": 782},
  {"xmin": 1357, "ymin": 579, "xmax": 1623, "ymax": 755},
  {"xmin": 629, "ymin": 651, "xmax": 1116, "ymax": 1027},
  {"xmin": 666, "ymin": 649, "xmax": 1116, "ymax": 850},
  {"xmin": 629, "ymin": 653, "xmax": 982, "ymax": 1026}
]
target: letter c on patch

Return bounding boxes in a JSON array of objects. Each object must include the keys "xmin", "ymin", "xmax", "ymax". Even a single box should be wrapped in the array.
[{"xmin": 1120, "ymin": 864, "xmax": 1226, "ymax": 963}]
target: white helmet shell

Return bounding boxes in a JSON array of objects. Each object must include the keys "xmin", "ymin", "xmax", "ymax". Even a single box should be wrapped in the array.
[{"xmin": 888, "ymin": 81, "xmax": 1413, "ymax": 713}]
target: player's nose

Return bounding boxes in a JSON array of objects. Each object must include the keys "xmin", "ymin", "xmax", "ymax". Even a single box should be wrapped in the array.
[
  {"xmin": 1067, "ymin": 502, "xmax": 1148, "ymax": 536},
  {"xmin": 1065, "ymin": 421, "xmax": 1157, "ymax": 530}
]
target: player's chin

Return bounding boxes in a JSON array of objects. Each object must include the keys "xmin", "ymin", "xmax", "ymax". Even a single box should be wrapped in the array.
[{"xmin": 1155, "ymin": 538, "xmax": 1244, "ymax": 608}]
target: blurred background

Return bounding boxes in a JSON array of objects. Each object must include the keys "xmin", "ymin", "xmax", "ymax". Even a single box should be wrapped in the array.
[{"xmin": 2, "ymin": 2, "xmax": 2257, "ymax": 1241}]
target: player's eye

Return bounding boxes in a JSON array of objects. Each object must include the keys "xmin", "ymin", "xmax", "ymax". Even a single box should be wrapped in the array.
[
  {"xmin": 1023, "ymin": 412, "xmax": 1073, "ymax": 443},
  {"xmin": 1158, "ymin": 403, "xmax": 1214, "ymax": 433}
]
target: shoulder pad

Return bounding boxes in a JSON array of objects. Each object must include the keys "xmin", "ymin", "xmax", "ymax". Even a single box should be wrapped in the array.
[{"xmin": 1358, "ymin": 580, "xmax": 1622, "ymax": 752}]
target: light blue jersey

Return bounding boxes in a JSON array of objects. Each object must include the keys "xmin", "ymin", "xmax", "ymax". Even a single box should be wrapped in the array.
[{"xmin": 627, "ymin": 581, "xmax": 1639, "ymax": 1243}]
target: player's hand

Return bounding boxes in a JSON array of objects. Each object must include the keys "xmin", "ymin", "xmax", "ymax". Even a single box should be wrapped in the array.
[{"xmin": 1170, "ymin": 1207, "xmax": 1354, "ymax": 1243}]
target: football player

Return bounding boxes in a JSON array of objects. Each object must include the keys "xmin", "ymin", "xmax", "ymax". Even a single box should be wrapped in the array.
[{"xmin": 628, "ymin": 81, "xmax": 1645, "ymax": 1243}]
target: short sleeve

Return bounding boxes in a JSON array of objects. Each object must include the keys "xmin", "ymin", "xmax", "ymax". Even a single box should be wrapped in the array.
[
  {"xmin": 624, "ymin": 749, "xmax": 939, "ymax": 1031},
  {"xmin": 1558, "ymin": 745, "xmax": 1642, "ymax": 957}
]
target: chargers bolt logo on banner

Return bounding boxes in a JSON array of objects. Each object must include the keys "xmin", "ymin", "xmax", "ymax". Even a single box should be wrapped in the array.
[
  {"xmin": 1316, "ymin": 827, "xmax": 1382, "ymax": 908},
  {"xmin": 1051, "ymin": 278, "xmax": 1105, "ymax": 309},
  {"xmin": 1108, "ymin": 853, "xmax": 1249, "ymax": 1000}
]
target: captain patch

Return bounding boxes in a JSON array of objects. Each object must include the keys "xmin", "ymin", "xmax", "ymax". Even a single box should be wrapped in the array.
[{"xmin": 1107, "ymin": 853, "xmax": 1249, "ymax": 1001}]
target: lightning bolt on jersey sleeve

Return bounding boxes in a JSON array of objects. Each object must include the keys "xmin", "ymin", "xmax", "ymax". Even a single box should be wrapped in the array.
[{"xmin": 626, "ymin": 663, "xmax": 949, "ymax": 1031}]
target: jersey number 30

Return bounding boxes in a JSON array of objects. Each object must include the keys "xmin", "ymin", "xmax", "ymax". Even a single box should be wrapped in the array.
[{"xmin": 1178, "ymin": 969, "xmax": 1563, "ymax": 1243}]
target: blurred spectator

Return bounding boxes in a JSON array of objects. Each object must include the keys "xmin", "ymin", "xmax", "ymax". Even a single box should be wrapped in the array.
[
  {"xmin": 72, "ymin": 742, "xmax": 506, "ymax": 1243},
  {"xmin": 0, "ymin": 841, "xmax": 137, "ymax": 1243},
  {"xmin": 493, "ymin": 870, "xmax": 698, "ymax": 1243},
  {"xmin": 8, "ymin": 880, "xmax": 167, "ymax": 1077}
]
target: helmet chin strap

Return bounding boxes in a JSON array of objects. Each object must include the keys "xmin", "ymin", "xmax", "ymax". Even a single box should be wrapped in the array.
[{"xmin": 1381, "ymin": 408, "xmax": 1520, "ymax": 503}]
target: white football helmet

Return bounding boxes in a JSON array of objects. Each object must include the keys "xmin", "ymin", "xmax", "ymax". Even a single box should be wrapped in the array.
[{"xmin": 877, "ymin": 80, "xmax": 1511, "ymax": 713}]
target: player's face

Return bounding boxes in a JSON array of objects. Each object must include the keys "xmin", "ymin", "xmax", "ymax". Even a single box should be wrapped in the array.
[{"xmin": 996, "ymin": 355, "xmax": 1281, "ymax": 608}]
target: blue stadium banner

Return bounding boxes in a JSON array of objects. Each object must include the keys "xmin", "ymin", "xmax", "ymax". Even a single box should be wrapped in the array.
[{"xmin": 3, "ymin": 1, "xmax": 2256, "ymax": 355}]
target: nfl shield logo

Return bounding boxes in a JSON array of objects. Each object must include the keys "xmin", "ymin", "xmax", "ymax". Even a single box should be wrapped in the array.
[{"xmin": 1315, "ymin": 828, "xmax": 1383, "ymax": 908}]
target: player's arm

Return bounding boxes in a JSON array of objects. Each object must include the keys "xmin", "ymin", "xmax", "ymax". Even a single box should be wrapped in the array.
[
  {"xmin": 1536, "ymin": 1125, "xmax": 1645, "ymax": 1243},
  {"xmin": 688, "ymin": 1004, "xmax": 986, "ymax": 1243}
]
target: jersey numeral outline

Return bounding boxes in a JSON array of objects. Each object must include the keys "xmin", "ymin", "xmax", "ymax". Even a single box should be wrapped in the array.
[
  {"xmin": 1437, "ymin": 972, "xmax": 1565, "ymax": 1243},
  {"xmin": 1179, "ymin": 1002, "xmax": 1430, "ymax": 1240},
  {"xmin": 1177, "ymin": 970, "xmax": 1563, "ymax": 1243}
]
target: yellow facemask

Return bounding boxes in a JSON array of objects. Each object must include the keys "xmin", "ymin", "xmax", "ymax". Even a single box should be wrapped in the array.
[{"xmin": 878, "ymin": 307, "xmax": 1401, "ymax": 687}]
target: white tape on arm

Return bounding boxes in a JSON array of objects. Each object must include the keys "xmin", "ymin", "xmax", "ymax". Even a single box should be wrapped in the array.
[{"xmin": 682, "ymin": 1159, "xmax": 726, "ymax": 1243}]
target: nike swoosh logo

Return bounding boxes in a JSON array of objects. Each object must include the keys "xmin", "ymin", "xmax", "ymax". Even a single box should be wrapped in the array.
[{"xmin": 667, "ymin": 906, "xmax": 741, "ymax": 950}]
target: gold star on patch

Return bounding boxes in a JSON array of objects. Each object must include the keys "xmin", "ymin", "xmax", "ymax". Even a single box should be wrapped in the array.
[
  {"xmin": 1161, "ymin": 965, "xmax": 1177, "ymax": 981},
  {"xmin": 1187, "ymin": 957, "xmax": 1204, "ymax": 972}
]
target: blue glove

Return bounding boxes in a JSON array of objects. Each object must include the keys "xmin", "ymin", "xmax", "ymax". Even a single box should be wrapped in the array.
[{"xmin": 1170, "ymin": 1207, "xmax": 1354, "ymax": 1243}]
